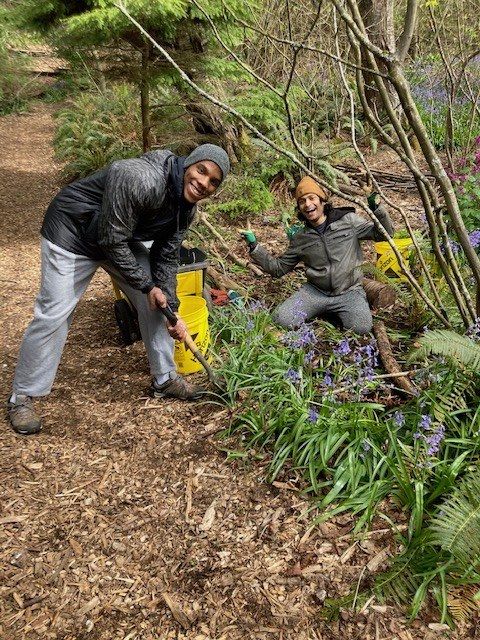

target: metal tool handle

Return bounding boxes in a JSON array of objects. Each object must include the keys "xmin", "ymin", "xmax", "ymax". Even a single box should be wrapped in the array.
[{"xmin": 161, "ymin": 304, "xmax": 178, "ymax": 326}]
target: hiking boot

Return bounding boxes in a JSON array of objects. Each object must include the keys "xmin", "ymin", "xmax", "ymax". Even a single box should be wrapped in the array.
[
  {"xmin": 7, "ymin": 395, "xmax": 42, "ymax": 435},
  {"xmin": 152, "ymin": 376, "xmax": 205, "ymax": 401}
]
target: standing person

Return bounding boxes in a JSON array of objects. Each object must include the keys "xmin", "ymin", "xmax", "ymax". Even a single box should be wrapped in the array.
[
  {"xmin": 8, "ymin": 144, "xmax": 230, "ymax": 435},
  {"xmin": 241, "ymin": 176, "xmax": 393, "ymax": 332}
]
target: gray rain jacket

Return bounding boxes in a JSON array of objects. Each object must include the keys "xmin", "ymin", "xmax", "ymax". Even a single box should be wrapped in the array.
[
  {"xmin": 250, "ymin": 205, "xmax": 394, "ymax": 296},
  {"xmin": 41, "ymin": 150, "xmax": 195, "ymax": 310}
]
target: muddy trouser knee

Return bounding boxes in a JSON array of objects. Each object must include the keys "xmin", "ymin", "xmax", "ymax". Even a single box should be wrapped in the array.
[
  {"xmin": 12, "ymin": 238, "xmax": 99, "ymax": 397},
  {"xmin": 103, "ymin": 242, "xmax": 176, "ymax": 385},
  {"xmin": 272, "ymin": 283, "xmax": 372, "ymax": 333},
  {"xmin": 326, "ymin": 287, "xmax": 373, "ymax": 334}
]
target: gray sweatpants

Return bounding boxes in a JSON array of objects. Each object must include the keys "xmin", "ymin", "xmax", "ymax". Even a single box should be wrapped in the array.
[
  {"xmin": 13, "ymin": 238, "xmax": 176, "ymax": 397},
  {"xmin": 272, "ymin": 283, "xmax": 373, "ymax": 334}
]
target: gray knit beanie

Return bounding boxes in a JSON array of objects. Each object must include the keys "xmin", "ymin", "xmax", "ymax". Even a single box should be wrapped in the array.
[{"xmin": 184, "ymin": 144, "xmax": 230, "ymax": 182}]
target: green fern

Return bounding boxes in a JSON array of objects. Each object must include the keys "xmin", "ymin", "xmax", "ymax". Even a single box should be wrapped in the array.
[
  {"xmin": 409, "ymin": 330, "xmax": 480, "ymax": 372},
  {"xmin": 430, "ymin": 470, "xmax": 480, "ymax": 571}
]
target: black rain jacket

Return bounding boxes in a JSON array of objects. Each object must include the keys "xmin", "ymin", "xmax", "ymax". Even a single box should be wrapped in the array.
[{"xmin": 41, "ymin": 150, "xmax": 195, "ymax": 310}]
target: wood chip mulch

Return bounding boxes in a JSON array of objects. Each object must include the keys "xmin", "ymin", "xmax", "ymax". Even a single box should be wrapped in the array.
[{"xmin": 0, "ymin": 102, "xmax": 473, "ymax": 639}]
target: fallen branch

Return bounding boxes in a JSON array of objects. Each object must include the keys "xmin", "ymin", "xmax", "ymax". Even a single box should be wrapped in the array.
[
  {"xmin": 363, "ymin": 279, "xmax": 396, "ymax": 310},
  {"xmin": 373, "ymin": 320, "xmax": 417, "ymax": 396},
  {"xmin": 206, "ymin": 265, "xmax": 247, "ymax": 295},
  {"xmin": 197, "ymin": 212, "xmax": 264, "ymax": 276}
]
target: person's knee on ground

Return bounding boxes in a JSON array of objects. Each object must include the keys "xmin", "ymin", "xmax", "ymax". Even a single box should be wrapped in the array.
[
  {"xmin": 341, "ymin": 312, "xmax": 373, "ymax": 335},
  {"xmin": 272, "ymin": 304, "xmax": 303, "ymax": 329}
]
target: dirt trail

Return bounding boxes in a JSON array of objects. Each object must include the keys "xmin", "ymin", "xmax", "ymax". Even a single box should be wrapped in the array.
[{"xmin": 0, "ymin": 104, "xmax": 454, "ymax": 639}]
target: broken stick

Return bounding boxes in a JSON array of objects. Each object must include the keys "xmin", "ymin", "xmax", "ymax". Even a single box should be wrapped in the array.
[{"xmin": 373, "ymin": 321, "xmax": 417, "ymax": 396}]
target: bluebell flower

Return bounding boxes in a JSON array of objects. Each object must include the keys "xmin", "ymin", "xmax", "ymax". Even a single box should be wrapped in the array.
[
  {"xmin": 303, "ymin": 350, "xmax": 315, "ymax": 364},
  {"xmin": 285, "ymin": 368, "xmax": 301, "ymax": 384},
  {"xmin": 249, "ymin": 299, "xmax": 268, "ymax": 312},
  {"xmin": 425, "ymin": 424, "xmax": 445, "ymax": 456},
  {"xmin": 282, "ymin": 323, "xmax": 317, "ymax": 350},
  {"xmin": 246, "ymin": 319, "xmax": 254, "ymax": 331},
  {"xmin": 469, "ymin": 230, "xmax": 480, "ymax": 249},
  {"xmin": 334, "ymin": 338, "xmax": 351, "ymax": 356},
  {"xmin": 466, "ymin": 317, "xmax": 480, "ymax": 341},
  {"xmin": 323, "ymin": 370, "xmax": 333, "ymax": 386},
  {"xmin": 362, "ymin": 440, "xmax": 371, "ymax": 452},
  {"xmin": 308, "ymin": 407, "xmax": 319, "ymax": 423},
  {"xmin": 393, "ymin": 411, "xmax": 405, "ymax": 426},
  {"xmin": 419, "ymin": 414, "xmax": 432, "ymax": 430}
]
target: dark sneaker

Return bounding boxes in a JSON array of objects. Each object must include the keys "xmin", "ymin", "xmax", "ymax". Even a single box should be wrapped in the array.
[
  {"xmin": 152, "ymin": 376, "xmax": 205, "ymax": 401},
  {"xmin": 7, "ymin": 395, "xmax": 42, "ymax": 435}
]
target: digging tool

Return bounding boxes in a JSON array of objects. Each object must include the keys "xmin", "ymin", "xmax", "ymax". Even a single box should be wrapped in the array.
[{"xmin": 160, "ymin": 304, "xmax": 226, "ymax": 394}]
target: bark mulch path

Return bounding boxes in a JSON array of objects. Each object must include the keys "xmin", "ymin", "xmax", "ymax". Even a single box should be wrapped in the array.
[{"xmin": 0, "ymin": 103, "xmax": 467, "ymax": 639}]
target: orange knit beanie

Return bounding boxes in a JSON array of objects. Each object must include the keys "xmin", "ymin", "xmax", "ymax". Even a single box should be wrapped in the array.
[{"xmin": 295, "ymin": 177, "xmax": 328, "ymax": 203}]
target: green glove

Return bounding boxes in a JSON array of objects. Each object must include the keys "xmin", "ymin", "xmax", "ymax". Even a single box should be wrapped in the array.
[
  {"xmin": 367, "ymin": 191, "xmax": 379, "ymax": 211},
  {"xmin": 240, "ymin": 230, "xmax": 257, "ymax": 244},
  {"xmin": 286, "ymin": 223, "xmax": 303, "ymax": 240}
]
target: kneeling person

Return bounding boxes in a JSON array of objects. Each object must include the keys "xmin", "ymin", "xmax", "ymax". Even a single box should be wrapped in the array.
[{"xmin": 241, "ymin": 177, "xmax": 393, "ymax": 333}]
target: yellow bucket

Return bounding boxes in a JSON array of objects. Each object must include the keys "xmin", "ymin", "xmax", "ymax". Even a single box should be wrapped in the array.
[
  {"xmin": 174, "ymin": 296, "xmax": 210, "ymax": 375},
  {"xmin": 176, "ymin": 269, "xmax": 204, "ymax": 298},
  {"xmin": 374, "ymin": 238, "xmax": 413, "ymax": 282}
]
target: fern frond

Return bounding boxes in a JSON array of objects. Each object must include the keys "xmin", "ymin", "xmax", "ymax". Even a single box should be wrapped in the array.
[
  {"xmin": 448, "ymin": 586, "xmax": 480, "ymax": 621},
  {"xmin": 430, "ymin": 470, "xmax": 480, "ymax": 570},
  {"xmin": 409, "ymin": 330, "xmax": 480, "ymax": 372}
]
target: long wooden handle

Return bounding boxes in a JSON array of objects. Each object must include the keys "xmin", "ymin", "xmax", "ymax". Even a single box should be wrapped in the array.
[{"xmin": 160, "ymin": 305, "xmax": 217, "ymax": 383}]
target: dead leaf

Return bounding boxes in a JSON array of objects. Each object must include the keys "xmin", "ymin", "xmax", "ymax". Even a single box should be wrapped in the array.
[
  {"xmin": 366, "ymin": 549, "xmax": 389, "ymax": 572},
  {"xmin": 428, "ymin": 623, "xmax": 450, "ymax": 632},
  {"xmin": 199, "ymin": 500, "xmax": 216, "ymax": 532},
  {"xmin": 69, "ymin": 538, "xmax": 83, "ymax": 557},
  {"xmin": 162, "ymin": 592, "xmax": 192, "ymax": 630}
]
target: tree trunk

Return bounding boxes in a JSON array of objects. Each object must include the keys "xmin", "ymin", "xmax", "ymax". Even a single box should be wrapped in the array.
[
  {"xmin": 140, "ymin": 40, "xmax": 151, "ymax": 152},
  {"xmin": 358, "ymin": 0, "xmax": 396, "ymax": 113}
]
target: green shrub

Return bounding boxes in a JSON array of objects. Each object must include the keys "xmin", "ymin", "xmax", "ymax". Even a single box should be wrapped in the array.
[
  {"xmin": 0, "ymin": 29, "xmax": 32, "ymax": 115},
  {"xmin": 54, "ymin": 83, "xmax": 142, "ymax": 179},
  {"xmin": 204, "ymin": 174, "xmax": 274, "ymax": 220}
]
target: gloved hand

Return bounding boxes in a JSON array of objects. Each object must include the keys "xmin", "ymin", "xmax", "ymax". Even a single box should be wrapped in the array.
[
  {"xmin": 367, "ymin": 191, "xmax": 379, "ymax": 211},
  {"xmin": 286, "ymin": 223, "xmax": 303, "ymax": 240},
  {"xmin": 240, "ymin": 230, "xmax": 257, "ymax": 244}
]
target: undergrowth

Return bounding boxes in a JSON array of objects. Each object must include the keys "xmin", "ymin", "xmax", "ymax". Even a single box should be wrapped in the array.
[{"xmin": 210, "ymin": 301, "xmax": 480, "ymax": 624}]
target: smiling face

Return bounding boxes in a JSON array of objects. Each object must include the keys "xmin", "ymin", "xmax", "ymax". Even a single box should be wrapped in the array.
[
  {"xmin": 183, "ymin": 160, "xmax": 222, "ymax": 203},
  {"xmin": 297, "ymin": 193, "xmax": 326, "ymax": 226}
]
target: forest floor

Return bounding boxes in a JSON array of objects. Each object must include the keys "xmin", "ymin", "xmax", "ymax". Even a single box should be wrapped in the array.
[{"xmin": 0, "ymin": 101, "xmax": 472, "ymax": 640}]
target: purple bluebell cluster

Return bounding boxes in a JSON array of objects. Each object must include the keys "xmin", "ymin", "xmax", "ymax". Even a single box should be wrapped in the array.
[
  {"xmin": 334, "ymin": 338, "xmax": 351, "ymax": 356},
  {"xmin": 323, "ymin": 370, "xmax": 333, "ymax": 386},
  {"xmin": 413, "ymin": 413, "xmax": 445, "ymax": 457},
  {"xmin": 441, "ymin": 231, "xmax": 480, "ymax": 255},
  {"xmin": 466, "ymin": 317, "xmax": 480, "ymax": 341},
  {"xmin": 249, "ymin": 299, "xmax": 268, "ymax": 312},
  {"xmin": 303, "ymin": 350, "xmax": 315, "ymax": 365},
  {"xmin": 292, "ymin": 302, "xmax": 308, "ymax": 326},
  {"xmin": 441, "ymin": 238, "xmax": 461, "ymax": 255},
  {"xmin": 469, "ymin": 230, "xmax": 480, "ymax": 249},
  {"xmin": 393, "ymin": 411, "xmax": 406, "ymax": 427},
  {"xmin": 282, "ymin": 323, "xmax": 317, "ymax": 349},
  {"xmin": 308, "ymin": 406, "xmax": 319, "ymax": 423},
  {"xmin": 285, "ymin": 368, "xmax": 301, "ymax": 384}
]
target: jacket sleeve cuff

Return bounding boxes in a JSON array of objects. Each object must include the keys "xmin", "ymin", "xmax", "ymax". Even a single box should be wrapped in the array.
[{"xmin": 141, "ymin": 281, "xmax": 155, "ymax": 294}]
